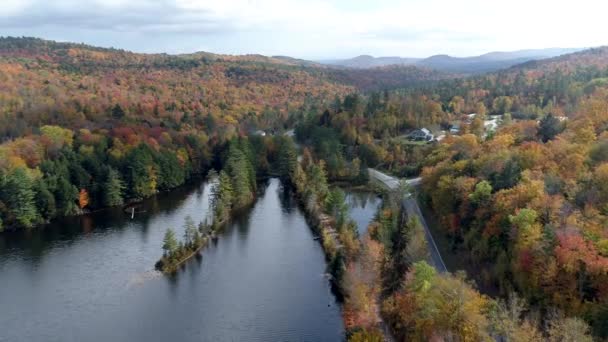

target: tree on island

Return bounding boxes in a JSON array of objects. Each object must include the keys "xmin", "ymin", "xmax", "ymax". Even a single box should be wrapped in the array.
[
  {"xmin": 162, "ymin": 229, "xmax": 178, "ymax": 256},
  {"xmin": 183, "ymin": 216, "xmax": 199, "ymax": 247}
]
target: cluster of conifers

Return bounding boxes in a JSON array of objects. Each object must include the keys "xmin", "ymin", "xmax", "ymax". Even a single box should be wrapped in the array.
[
  {"xmin": 154, "ymin": 138, "xmax": 275, "ymax": 273},
  {"xmin": 155, "ymin": 217, "xmax": 216, "ymax": 274}
]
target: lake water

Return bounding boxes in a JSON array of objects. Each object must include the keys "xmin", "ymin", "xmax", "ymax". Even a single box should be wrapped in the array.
[
  {"xmin": 0, "ymin": 179, "xmax": 345, "ymax": 342},
  {"xmin": 343, "ymin": 189, "xmax": 382, "ymax": 236}
]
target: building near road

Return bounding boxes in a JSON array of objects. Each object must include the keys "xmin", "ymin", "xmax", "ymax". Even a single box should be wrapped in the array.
[
  {"xmin": 408, "ymin": 128, "xmax": 434, "ymax": 141},
  {"xmin": 449, "ymin": 123, "xmax": 461, "ymax": 134},
  {"xmin": 484, "ymin": 115, "xmax": 502, "ymax": 132}
]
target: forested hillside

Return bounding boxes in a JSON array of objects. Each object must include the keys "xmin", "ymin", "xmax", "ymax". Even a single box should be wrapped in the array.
[
  {"xmin": 0, "ymin": 37, "xmax": 353, "ymax": 139},
  {"xmin": 2, "ymin": 35, "xmax": 608, "ymax": 339},
  {"xmin": 0, "ymin": 37, "xmax": 450, "ymax": 140},
  {"xmin": 413, "ymin": 47, "xmax": 608, "ymax": 117},
  {"xmin": 0, "ymin": 37, "xmax": 454, "ymax": 232},
  {"xmin": 289, "ymin": 46, "xmax": 608, "ymax": 339},
  {"xmin": 418, "ymin": 47, "xmax": 608, "ymax": 337}
]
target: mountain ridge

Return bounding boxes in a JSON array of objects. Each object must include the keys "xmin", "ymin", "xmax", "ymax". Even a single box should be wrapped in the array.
[{"xmin": 321, "ymin": 47, "xmax": 584, "ymax": 73}]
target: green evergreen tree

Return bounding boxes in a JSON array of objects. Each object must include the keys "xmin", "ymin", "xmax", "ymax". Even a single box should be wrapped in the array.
[
  {"xmin": 54, "ymin": 177, "xmax": 79, "ymax": 216},
  {"xmin": 325, "ymin": 188, "xmax": 348, "ymax": 228},
  {"xmin": 162, "ymin": 229, "xmax": 178, "ymax": 256},
  {"xmin": 355, "ymin": 162, "xmax": 369, "ymax": 185},
  {"xmin": 329, "ymin": 250, "xmax": 345, "ymax": 283},
  {"xmin": 183, "ymin": 216, "xmax": 197, "ymax": 245},
  {"xmin": 2, "ymin": 168, "xmax": 40, "ymax": 228},
  {"xmin": 156, "ymin": 150, "xmax": 186, "ymax": 190},
  {"xmin": 103, "ymin": 168, "xmax": 124, "ymax": 206},
  {"xmin": 276, "ymin": 137, "xmax": 297, "ymax": 182},
  {"xmin": 307, "ymin": 162, "xmax": 329, "ymax": 203},
  {"xmin": 538, "ymin": 113, "xmax": 563, "ymax": 142},
  {"xmin": 225, "ymin": 144, "xmax": 255, "ymax": 208},
  {"xmin": 34, "ymin": 179, "xmax": 56, "ymax": 219},
  {"xmin": 112, "ymin": 104, "xmax": 125, "ymax": 119},
  {"xmin": 212, "ymin": 171, "xmax": 233, "ymax": 222},
  {"xmin": 125, "ymin": 144, "xmax": 157, "ymax": 198}
]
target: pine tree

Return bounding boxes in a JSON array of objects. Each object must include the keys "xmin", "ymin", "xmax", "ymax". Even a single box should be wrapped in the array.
[
  {"xmin": 538, "ymin": 113, "xmax": 562, "ymax": 142},
  {"xmin": 34, "ymin": 179, "xmax": 56, "ymax": 219},
  {"xmin": 1, "ymin": 168, "xmax": 40, "ymax": 228},
  {"xmin": 183, "ymin": 216, "xmax": 197, "ymax": 245},
  {"xmin": 54, "ymin": 177, "xmax": 79, "ymax": 216},
  {"xmin": 225, "ymin": 145, "xmax": 255, "ymax": 208},
  {"xmin": 307, "ymin": 161, "xmax": 329, "ymax": 203},
  {"xmin": 325, "ymin": 188, "xmax": 348, "ymax": 228},
  {"xmin": 212, "ymin": 171, "xmax": 233, "ymax": 222},
  {"xmin": 103, "ymin": 168, "xmax": 124, "ymax": 207},
  {"xmin": 277, "ymin": 137, "xmax": 297, "ymax": 182},
  {"xmin": 112, "ymin": 104, "xmax": 125, "ymax": 119},
  {"xmin": 355, "ymin": 161, "xmax": 369, "ymax": 185},
  {"xmin": 162, "ymin": 229, "xmax": 178, "ymax": 256},
  {"xmin": 126, "ymin": 144, "xmax": 157, "ymax": 198},
  {"xmin": 155, "ymin": 150, "xmax": 186, "ymax": 190}
]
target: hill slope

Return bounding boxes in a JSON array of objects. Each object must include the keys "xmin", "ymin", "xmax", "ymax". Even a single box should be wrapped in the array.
[
  {"xmin": 321, "ymin": 55, "xmax": 421, "ymax": 68},
  {"xmin": 417, "ymin": 45, "xmax": 608, "ymax": 338},
  {"xmin": 0, "ymin": 37, "xmax": 452, "ymax": 138},
  {"xmin": 322, "ymin": 48, "xmax": 583, "ymax": 73}
]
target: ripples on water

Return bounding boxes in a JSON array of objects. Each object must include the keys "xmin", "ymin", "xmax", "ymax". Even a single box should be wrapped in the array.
[
  {"xmin": 126, "ymin": 270, "xmax": 163, "ymax": 289},
  {"xmin": 0, "ymin": 179, "xmax": 350, "ymax": 342}
]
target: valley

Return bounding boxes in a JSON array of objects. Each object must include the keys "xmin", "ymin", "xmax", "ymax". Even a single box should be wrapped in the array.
[{"xmin": 1, "ymin": 35, "xmax": 607, "ymax": 341}]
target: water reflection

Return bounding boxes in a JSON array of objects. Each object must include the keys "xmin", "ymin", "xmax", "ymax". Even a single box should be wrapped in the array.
[
  {"xmin": 0, "ymin": 179, "xmax": 344, "ymax": 342},
  {"xmin": 343, "ymin": 188, "xmax": 382, "ymax": 235}
]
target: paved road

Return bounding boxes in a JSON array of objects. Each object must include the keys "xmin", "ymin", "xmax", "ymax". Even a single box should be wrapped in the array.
[
  {"xmin": 368, "ymin": 168, "xmax": 421, "ymax": 189},
  {"xmin": 368, "ymin": 168, "xmax": 447, "ymax": 273}
]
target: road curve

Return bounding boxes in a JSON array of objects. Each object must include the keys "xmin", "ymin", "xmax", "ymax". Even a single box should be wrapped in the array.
[{"xmin": 368, "ymin": 168, "xmax": 447, "ymax": 273}]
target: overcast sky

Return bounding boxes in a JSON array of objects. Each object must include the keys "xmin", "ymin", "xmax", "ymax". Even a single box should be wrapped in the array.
[{"xmin": 1, "ymin": 0, "xmax": 606, "ymax": 59}]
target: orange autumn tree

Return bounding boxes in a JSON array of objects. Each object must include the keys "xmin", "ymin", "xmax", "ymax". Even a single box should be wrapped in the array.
[{"xmin": 78, "ymin": 189, "xmax": 89, "ymax": 209}]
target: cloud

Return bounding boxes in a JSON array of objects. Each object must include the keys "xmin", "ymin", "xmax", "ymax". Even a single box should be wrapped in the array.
[
  {"xmin": 1, "ymin": 1, "xmax": 219, "ymax": 32},
  {"xmin": 0, "ymin": 0, "xmax": 329, "ymax": 33},
  {"xmin": 0, "ymin": 0, "xmax": 606, "ymax": 58}
]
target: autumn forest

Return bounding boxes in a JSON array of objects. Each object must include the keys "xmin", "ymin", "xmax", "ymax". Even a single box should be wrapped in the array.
[{"xmin": 2, "ymin": 36, "xmax": 608, "ymax": 341}]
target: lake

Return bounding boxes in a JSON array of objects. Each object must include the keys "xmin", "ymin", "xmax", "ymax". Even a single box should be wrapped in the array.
[{"xmin": 0, "ymin": 179, "xmax": 346, "ymax": 342}]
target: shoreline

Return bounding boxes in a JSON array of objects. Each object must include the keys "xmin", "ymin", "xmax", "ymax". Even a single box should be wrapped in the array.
[
  {"xmin": 291, "ymin": 177, "xmax": 393, "ymax": 341},
  {"xmin": 154, "ymin": 181, "xmax": 258, "ymax": 275},
  {"xmin": 0, "ymin": 176, "xmax": 208, "ymax": 234},
  {"xmin": 155, "ymin": 236, "xmax": 209, "ymax": 274}
]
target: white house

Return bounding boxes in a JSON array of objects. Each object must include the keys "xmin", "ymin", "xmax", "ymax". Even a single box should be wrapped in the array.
[{"xmin": 409, "ymin": 128, "xmax": 434, "ymax": 141}]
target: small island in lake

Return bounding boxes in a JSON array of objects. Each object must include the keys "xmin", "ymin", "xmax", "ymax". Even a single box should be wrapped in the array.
[
  {"xmin": 155, "ymin": 141, "xmax": 258, "ymax": 274},
  {"xmin": 155, "ymin": 216, "xmax": 214, "ymax": 274}
]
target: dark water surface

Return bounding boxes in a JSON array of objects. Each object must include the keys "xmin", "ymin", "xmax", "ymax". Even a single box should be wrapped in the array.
[
  {"xmin": 0, "ymin": 179, "xmax": 344, "ymax": 342},
  {"xmin": 343, "ymin": 189, "xmax": 382, "ymax": 236}
]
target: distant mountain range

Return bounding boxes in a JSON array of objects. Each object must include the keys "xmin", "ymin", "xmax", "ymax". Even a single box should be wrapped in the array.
[{"xmin": 320, "ymin": 48, "xmax": 584, "ymax": 73}]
